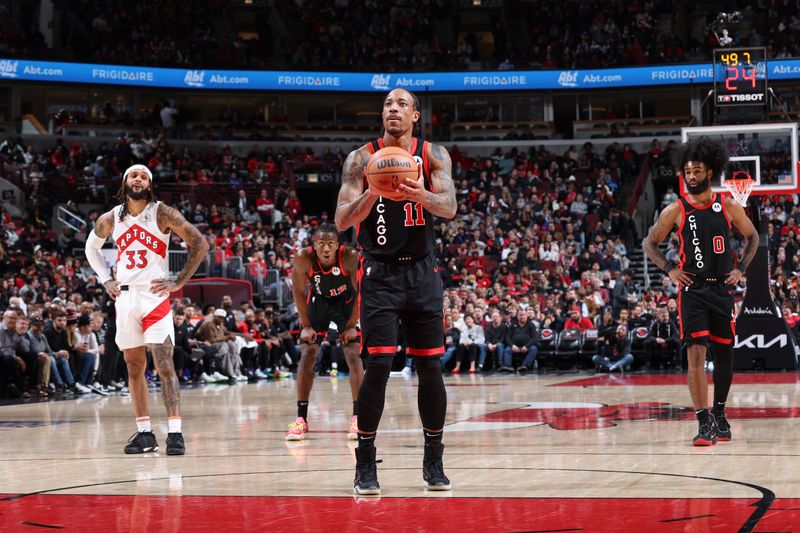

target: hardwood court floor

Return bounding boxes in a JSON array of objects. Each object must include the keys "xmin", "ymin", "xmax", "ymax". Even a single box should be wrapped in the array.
[{"xmin": 2, "ymin": 371, "xmax": 800, "ymax": 532}]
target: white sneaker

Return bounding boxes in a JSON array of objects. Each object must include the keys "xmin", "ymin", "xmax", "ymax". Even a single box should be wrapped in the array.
[
  {"xmin": 201, "ymin": 372, "xmax": 216, "ymax": 383},
  {"xmin": 401, "ymin": 366, "xmax": 412, "ymax": 378},
  {"xmin": 74, "ymin": 382, "xmax": 91, "ymax": 394},
  {"xmin": 110, "ymin": 380, "xmax": 124, "ymax": 390},
  {"xmin": 255, "ymin": 368, "xmax": 269, "ymax": 379},
  {"xmin": 235, "ymin": 374, "xmax": 248, "ymax": 382},
  {"xmin": 212, "ymin": 372, "xmax": 229, "ymax": 382},
  {"xmin": 89, "ymin": 383, "xmax": 110, "ymax": 396}
]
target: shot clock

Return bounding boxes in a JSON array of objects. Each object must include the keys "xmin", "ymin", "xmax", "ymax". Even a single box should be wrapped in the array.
[{"xmin": 714, "ymin": 47, "xmax": 767, "ymax": 106}]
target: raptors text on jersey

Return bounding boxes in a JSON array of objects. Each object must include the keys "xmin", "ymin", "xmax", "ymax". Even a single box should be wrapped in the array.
[{"xmin": 111, "ymin": 201, "xmax": 170, "ymax": 285}]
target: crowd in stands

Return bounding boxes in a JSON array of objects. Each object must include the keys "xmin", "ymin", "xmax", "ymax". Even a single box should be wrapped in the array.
[
  {"xmin": 1, "ymin": 126, "xmax": 670, "ymax": 399},
  {"xmin": 5, "ymin": 0, "xmax": 800, "ymax": 72},
  {"xmin": 7, "ymin": 124, "xmax": 800, "ymax": 398}
]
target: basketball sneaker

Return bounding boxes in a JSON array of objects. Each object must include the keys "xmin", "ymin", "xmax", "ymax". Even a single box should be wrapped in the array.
[
  {"xmin": 166, "ymin": 432, "xmax": 186, "ymax": 455},
  {"xmin": 422, "ymin": 441, "xmax": 452, "ymax": 490},
  {"xmin": 712, "ymin": 410, "xmax": 732, "ymax": 441},
  {"xmin": 354, "ymin": 445, "xmax": 382, "ymax": 496},
  {"xmin": 124, "ymin": 431, "xmax": 159, "ymax": 454},
  {"xmin": 692, "ymin": 412, "xmax": 717, "ymax": 446},
  {"xmin": 285, "ymin": 417, "xmax": 308, "ymax": 441},
  {"xmin": 347, "ymin": 416, "xmax": 359, "ymax": 440}
]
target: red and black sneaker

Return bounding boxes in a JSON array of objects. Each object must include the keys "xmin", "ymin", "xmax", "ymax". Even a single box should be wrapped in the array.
[
  {"xmin": 712, "ymin": 410, "xmax": 732, "ymax": 441},
  {"xmin": 692, "ymin": 413, "xmax": 717, "ymax": 446}
]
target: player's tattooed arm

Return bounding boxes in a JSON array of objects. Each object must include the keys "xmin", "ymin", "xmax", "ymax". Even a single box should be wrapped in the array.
[
  {"xmin": 148, "ymin": 338, "xmax": 180, "ymax": 416},
  {"xmin": 335, "ymin": 146, "xmax": 378, "ymax": 231},
  {"xmin": 422, "ymin": 143, "xmax": 457, "ymax": 219},
  {"xmin": 93, "ymin": 210, "xmax": 115, "ymax": 239},
  {"xmin": 642, "ymin": 202, "xmax": 694, "ymax": 286},
  {"xmin": 725, "ymin": 196, "xmax": 759, "ymax": 283},
  {"xmin": 155, "ymin": 204, "xmax": 209, "ymax": 293}
]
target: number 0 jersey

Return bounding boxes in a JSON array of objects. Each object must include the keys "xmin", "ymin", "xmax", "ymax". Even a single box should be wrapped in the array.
[
  {"xmin": 112, "ymin": 201, "xmax": 170, "ymax": 285},
  {"xmin": 359, "ymin": 137, "xmax": 435, "ymax": 262},
  {"xmin": 676, "ymin": 193, "xmax": 734, "ymax": 277}
]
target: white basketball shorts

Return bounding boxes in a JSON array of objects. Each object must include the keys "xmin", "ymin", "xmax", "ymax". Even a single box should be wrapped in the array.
[{"xmin": 115, "ymin": 287, "xmax": 175, "ymax": 350}]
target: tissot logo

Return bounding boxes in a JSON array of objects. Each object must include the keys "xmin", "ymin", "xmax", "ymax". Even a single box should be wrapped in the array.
[
  {"xmin": 558, "ymin": 71, "xmax": 578, "ymax": 87},
  {"xmin": 184, "ymin": 70, "xmax": 205, "ymax": 87},
  {"xmin": 735, "ymin": 333, "xmax": 787, "ymax": 349}
]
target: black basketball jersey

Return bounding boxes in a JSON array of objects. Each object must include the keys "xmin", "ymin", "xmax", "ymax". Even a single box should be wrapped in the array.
[
  {"xmin": 307, "ymin": 245, "xmax": 353, "ymax": 300},
  {"xmin": 676, "ymin": 193, "xmax": 734, "ymax": 277},
  {"xmin": 358, "ymin": 137, "xmax": 435, "ymax": 261}
]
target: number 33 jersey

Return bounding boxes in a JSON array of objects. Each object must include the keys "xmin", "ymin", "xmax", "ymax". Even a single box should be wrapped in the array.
[{"xmin": 112, "ymin": 201, "xmax": 170, "ymax": 285}]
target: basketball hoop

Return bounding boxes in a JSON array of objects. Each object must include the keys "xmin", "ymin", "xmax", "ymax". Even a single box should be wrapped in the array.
[{"xmin": 723, "ymin": 172, "xmax": 756, "ymax": 207}]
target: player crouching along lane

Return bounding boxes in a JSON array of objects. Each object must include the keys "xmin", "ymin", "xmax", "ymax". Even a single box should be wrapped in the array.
[
  {"xmin": 85, "ymin": 164, "xmax": 209, "ymax": 455},
  {"xmin": 336, "ymin": 89, "xmax": 457, "ymax": 495},
  {"xmin": 286, "ymin": 223, "xmax": 364, "ymax": 441},
  {"xmin": 643, "ymin": 138, "xmax": 758, "ymax": 446}
]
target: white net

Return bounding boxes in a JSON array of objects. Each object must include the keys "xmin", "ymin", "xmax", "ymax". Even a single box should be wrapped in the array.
[{"xmin": 723, "ymin": 177, "xmax": 755, "ymax": 207}]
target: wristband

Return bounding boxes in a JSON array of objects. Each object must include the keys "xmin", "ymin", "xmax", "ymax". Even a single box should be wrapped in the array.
[
  {"xmin": 739, "ymin": 262, "xmax": 749, "ymax": 272},
  {"xmin": 662, "ymin": 260, "xmax": 676, "ymax": 274}
]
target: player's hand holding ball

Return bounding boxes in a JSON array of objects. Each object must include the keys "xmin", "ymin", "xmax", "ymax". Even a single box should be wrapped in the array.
[{"xmin": 365, "ymin": 146, "xmax": 420, "ymax": 201}]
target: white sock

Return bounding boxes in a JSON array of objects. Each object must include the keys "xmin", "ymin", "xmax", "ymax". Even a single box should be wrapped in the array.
[
  {"xmin": 168, "ymin": 417, "xmax": 182, "ymax": 434},
  {"xmin": 136, "ymin": 416, "xmax": 151, "ymax": 433}
]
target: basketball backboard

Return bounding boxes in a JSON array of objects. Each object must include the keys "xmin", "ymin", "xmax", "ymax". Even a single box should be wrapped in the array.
[{"xmin": 679, "ymin": 123, "xmax": 799, "ymax": 197}]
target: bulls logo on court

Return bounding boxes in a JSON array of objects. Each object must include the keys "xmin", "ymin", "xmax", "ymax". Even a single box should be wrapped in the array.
[{"xmin": 400, "ymin": 401, "xmax": 800, "ymax": 432}]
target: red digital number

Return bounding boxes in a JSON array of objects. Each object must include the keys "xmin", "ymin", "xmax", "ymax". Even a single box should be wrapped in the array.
[
  {"xmin": 725, "ymin": 67, "xmax": 739, "ymax": 91},
  {"xmin": 713, "ymin": 236, "xmax": 725, "ymax": 254},
  {"xmin": 403, "ymin": 202, "xmax": 426, "ymax": 226},
  {"xmin": 742, "ymin": 67, "xmax": 756, "ymax": 88},
  {"xmin": 125, "ymin": 250, "xmax": 148, "ymax": 269}
]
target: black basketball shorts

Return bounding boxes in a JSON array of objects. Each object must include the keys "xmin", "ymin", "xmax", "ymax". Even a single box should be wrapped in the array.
[
  {"xmin": 359, "ymin": 254, "xmax": 444, "ymax": 357},
  {"xmin": 678, "ymin": 282, "xmax": 736, "ymax": 347},
  {"xmin": 307, "ymin": 291, "xmax": 356, "ymax": 344}
]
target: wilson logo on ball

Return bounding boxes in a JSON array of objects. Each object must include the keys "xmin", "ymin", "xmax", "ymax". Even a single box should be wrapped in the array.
[{"xmin": 377, "ymin": 158, "xmax": 413, "ymax": 169}]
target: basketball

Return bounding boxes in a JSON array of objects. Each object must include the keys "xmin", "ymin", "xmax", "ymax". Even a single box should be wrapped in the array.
[{"xmin": 365, "ymin": 146, "xmax": 419, "ymax": 200}]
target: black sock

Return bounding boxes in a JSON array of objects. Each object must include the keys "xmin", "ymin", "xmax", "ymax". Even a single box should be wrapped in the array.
[
  {"xmin": 696, "ymin": 408, "xmax": 710, "ymax": 424},
  {"xmin": 357, "ymin": 433, "xmax": 375, "ymax": 448},
  {"xmin": 297, "ymin": 400, "xmax": 309, "ymax": 420},
  {"xmin": 712, "ymin": 401, "xmax": 725, "ymax": 413},
  {"xmin": 353, "ymin": 400, "xmax": 358, "ymax": 417},
  {"xmin": 423, "ymin": 429, "xmax": 443, "ymax": 445}
]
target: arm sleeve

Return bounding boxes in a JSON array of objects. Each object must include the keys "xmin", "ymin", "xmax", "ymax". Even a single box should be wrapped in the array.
[{"xmin": 85, "ymin": 230, "xmax": 112, "ymax": 284}]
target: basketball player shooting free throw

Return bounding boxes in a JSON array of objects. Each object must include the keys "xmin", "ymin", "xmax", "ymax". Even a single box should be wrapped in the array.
[
  {"xmin": 643, "ymin": 138, "xmax": 758, "ymax": 446},
  {"xmin": 336, "ymin": 88, "xmax": 457, "ymax": 496},
  {"xmin": 85, "ymin": 164, "xmax": 209, "ymax": 455}
]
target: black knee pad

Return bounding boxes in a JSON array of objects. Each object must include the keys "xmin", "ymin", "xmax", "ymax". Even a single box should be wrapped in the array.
[{"xmin": 414, "ymin": 356, "xmax": 443, "ymax": 382}]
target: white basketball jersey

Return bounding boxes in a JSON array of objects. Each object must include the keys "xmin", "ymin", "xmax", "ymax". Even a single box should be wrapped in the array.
[{"xmin": 112, "ymin": 201, "xmax": 170, "ymax": 285}]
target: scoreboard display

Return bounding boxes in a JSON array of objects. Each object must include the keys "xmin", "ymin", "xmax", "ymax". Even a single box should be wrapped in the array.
[{"xmin": 714, "ymin": 47, "xmax": 767, "ymax": 106}]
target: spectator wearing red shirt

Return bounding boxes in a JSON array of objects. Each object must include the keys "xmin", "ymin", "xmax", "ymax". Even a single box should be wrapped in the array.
[
  {"xmin": 256, "ymin": 189, "xmax": 274, "ymax": 224},
  {"xmin": 563, "ymin": 306, "xmax": 595, "ymax": 332},
  {"xmin": 285, "ymin": 190, "xmax": 302, "ymax": 219},
  {"xmin": 784, "ymin": 305, "xmax": 799, "ymax": 331}
]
